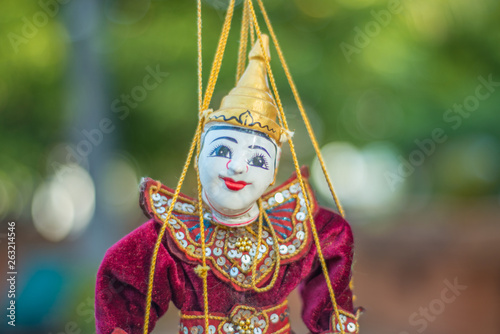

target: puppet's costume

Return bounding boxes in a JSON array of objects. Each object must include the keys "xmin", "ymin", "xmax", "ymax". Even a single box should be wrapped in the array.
[
  {"xmin": 95, "ymin": 169, "xmax": 359, "ymax": 334},
  {"xmin": 96, "ymin": 26, "xmax": 360, "ymax": 334}
]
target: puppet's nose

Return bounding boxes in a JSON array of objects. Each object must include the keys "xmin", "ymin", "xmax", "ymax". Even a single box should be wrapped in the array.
[{"xmin": 227, "ymin": 158, "xmax": 247, "ymax": 175}]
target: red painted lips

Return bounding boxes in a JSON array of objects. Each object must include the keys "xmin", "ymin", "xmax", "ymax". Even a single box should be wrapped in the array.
[{"xmin": 220, "ymin": 177, "xmax": 250, "ymax": 191}]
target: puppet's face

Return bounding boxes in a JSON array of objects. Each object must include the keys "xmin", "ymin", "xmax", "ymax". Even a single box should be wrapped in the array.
[{"xmin": 198, "ymin": 125, "xmax": 278, "ymax": 219}]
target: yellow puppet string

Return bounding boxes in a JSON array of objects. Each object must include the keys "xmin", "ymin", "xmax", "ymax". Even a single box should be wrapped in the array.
[
  {"xmin": 201, "ymin": 0, "xmax": 235, "ymax": 112},
  {"xmin": 142, "ymin": 122, "xmax": 203, "ymax": 334},
  {"xmin": 256, "ymin": 0, "xmax": 355, "ymax": 301},
  {"xmin": 194, "ymin": 82, "xmax": 209, "ymax": 334},
  {"xmin": 250, "ymin": 202, "xmax": 264, "ymax": 289},
  {"xmin": 196, "ymin": 0, "xmax": 235, "ymax": 331},
  {"xmin": 250, "ymin": 201, "xmax": 282, "ymax": 292},
  {"xmin": 236, "ymin": 0, "xmax": 249, "ymax": 83},
  {"xmin": 255, "ymin": 0, "xmax": 345, "ymax": 218},
  {"xmin": 197, "ymin": 0, "xmax": 203, "ymax": 113},
  {"xmin": 195, "ymin": 0, "xmax": 234, "ymax": 169},
  {"xmin": 195, "ymin": 136, "xmax": 210, "ymax": 333},
  {"xmin": 249, "ymin": 4, "xmax": 255, "ymax": 46},
  {"xmin": 247, "ymin": 1, "xmax": 345, "ymax": 333},
  {"xmin": 144, "ymin": 1, "xmax": 235, "ymax": 332},
  {"xmin": 238, "ymin": 1, "xmax": 256, "ymax": 80}
]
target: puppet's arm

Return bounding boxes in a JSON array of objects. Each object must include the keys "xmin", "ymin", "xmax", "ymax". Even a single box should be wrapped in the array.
[
  {"xmin": 95, "ymin": 220, "xmax": 184, "ymax": 334},
  {"xmin": 300, "ymin": 207, "xmax": 359, "ymax": 334}
]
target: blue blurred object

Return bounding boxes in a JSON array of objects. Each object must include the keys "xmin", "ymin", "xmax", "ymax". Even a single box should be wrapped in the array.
[{"xmin": 1, "ymin": 262, "xmax": 68, "ymax": 333}]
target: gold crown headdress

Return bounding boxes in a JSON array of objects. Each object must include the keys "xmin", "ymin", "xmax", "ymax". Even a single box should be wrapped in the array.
[{"xmin": 204, "ymin": 34, "xmax": 290, "ymax": 144}]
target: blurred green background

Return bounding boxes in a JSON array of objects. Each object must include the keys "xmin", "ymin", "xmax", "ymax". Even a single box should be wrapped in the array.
[{"xmin": 1, "ymin": 0, "xmax": 499, "ymax": 333}]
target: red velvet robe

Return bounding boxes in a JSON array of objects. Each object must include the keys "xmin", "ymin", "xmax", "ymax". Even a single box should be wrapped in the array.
[{"xmin": 95, "ymin": 170, "xmax": 359, "ymax": 334}]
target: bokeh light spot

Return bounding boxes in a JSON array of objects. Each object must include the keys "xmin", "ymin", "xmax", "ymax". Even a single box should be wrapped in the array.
[
  {"xmin": 32, "ymin": 164, "xmax": 95, "ymax": 242},
  {"xmin": 312, "ymin": 141, "xmax": 404, "ymax": 218}
]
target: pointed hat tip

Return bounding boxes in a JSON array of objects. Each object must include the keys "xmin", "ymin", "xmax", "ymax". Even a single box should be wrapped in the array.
[{"xmin": 249, "ymin": 34, "xmax": 270, "ymax": 61}]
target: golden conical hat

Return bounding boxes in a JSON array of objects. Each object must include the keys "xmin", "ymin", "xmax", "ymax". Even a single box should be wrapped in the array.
[{"xmin": 206, "ymin": 34, "xmax": 282, "ymax": 143}]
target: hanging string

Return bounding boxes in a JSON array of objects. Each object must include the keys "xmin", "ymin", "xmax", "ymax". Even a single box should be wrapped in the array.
[
  {"xmin": 236, "ymin": 0, "xmax": 250, "ymax": 83},
  {"xmin": 196, "ymin": 0, "xmax": 209, "ymax": 317},
  {"xmin": 195, "ymin": 135, "xmax": 210, "ymax": 333},
  {"xmin": 202, "ymin": 0, "xmax": 236, "ymax": 111},
  {"xmin": 255, "ymin": 0, "xmax": 345, "ymax": 218},
  {"xmin": 143, "ymin": 1, "xmax": 235, "ymax": 332},
  {"xmin": 197, "ymin": 0, "xmax": 203, "ymax": 113},
  {"xmin": 246, "ymin": 1, "xmax": 345, "ymax": 333},
  {"xmin": 198, "ymin": 0, "xmax": 236, "ymax": 332},
  {"xmin": 249, "ymin": 2, "xmax": 255, "ymax": 46},
  {"xmin": 142, "ymin": 122, "xmax": 203, "ymax": 334},
  {"xmin": 249, "ymin": 201, "xmax": 282, "ymax": 292},
  {"xmin": 195, "ymin": 0, "xmax": 210, "ymax": 316},
  {"xmin": 255, "ymin": 0, "xmax": 355, "ymax": 303}
]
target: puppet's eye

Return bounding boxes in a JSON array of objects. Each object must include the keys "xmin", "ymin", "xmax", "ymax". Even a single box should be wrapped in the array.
[
  {"xmin": 210, "ymin": 144, "xmax": 232, "ymax": 159},
  {"xmin": 247, "ymin": 153, "xmax": 269, "ymax": 170}
]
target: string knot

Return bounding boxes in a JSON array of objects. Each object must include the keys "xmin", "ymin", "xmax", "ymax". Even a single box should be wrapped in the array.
[
  {"xmin": 200, "ymin": 108, "xmax": 213, "ymax": 121},
  {"xmin": 279, "ymin": 129, "xmax": 294, "ymax": 143},
  {"xmin": 194, "ymin": 265, "xmax": 211, "ymax": 278}
]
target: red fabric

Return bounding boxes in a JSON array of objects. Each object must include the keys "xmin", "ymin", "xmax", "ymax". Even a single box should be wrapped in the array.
[{"xmin": 95, "ymin": 176, "xmax": 355, "ymax": 334}]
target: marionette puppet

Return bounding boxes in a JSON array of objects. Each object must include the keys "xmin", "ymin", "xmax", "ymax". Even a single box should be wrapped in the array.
[{"xmin": 95, "ymin": 1, "xmax": 360, "ymax": 334}]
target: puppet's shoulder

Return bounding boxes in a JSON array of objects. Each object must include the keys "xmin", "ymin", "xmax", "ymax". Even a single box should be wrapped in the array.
[
  {"xmin": 140, "ymin": 177, "xmax": 199, "ymax": 220},
  {"xmin": 98, "ymin": 219, "xmax": 167, "ymax": 289},
  {"xmin": 139, "ymin": 177, "xmax": 218, "ymax": 262},
  {"xmin": 258, "ymin": 167, "xmax": 319, "ymax": 262}
]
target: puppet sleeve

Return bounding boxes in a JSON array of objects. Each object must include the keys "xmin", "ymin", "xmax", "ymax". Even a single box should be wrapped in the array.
[
  {"xmin": 300, "ymin": 207, "xmax": 357, "ymax": 333},
  {"xmin": 95, "ymin": 219, "xmax": 185, "ymax": 334}
]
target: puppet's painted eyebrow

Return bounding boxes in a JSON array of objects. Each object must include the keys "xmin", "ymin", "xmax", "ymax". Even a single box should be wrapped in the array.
[
  {"xmin": 210, "ymin": 136, "xmax": 238, "ymax": 144},
  {"xmin": 248, "ymin": 145, "xmax": 270, "ymax": 157}
]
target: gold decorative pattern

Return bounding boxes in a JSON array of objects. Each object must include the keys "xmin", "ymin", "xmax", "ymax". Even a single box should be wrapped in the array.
[
  {"xmin": 180, "ymin": 300, "xmax": 290, "ymax": 334},
  {"xmin": 330, "ymin": 310, "xmax": 359, "ymax": 334},
  {"xmin": 178, "ymin": 300, "xmax": 359, "ymax": 334}
]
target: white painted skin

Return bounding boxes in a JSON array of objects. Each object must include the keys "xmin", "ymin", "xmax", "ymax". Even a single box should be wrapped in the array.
[{"xmin": 198, "ymin": 125, "xmax": 280, "ymax": 227}]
